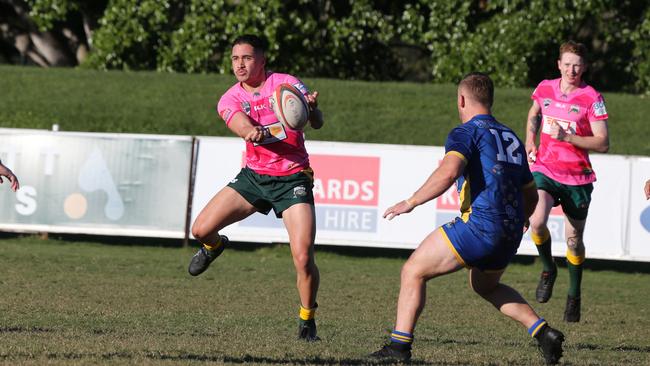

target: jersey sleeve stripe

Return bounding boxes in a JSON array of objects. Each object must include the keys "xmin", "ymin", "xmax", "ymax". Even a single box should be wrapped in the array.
[{"xmin": 446, "ymin": 151, "xmax": 467, "ymax": 163}]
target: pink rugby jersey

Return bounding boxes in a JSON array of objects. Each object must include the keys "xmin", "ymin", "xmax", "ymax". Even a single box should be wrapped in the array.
[
  {"xmin": 217, "ymin": 72, "xmax": 310, "ymax": 176},
  {"xmin": 531, "ymin": 78, "xmax": 608, "ymax": 185}
]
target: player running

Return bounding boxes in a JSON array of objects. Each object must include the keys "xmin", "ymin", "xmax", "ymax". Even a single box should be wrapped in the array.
[
  {"xmin": 370, "ymin": 73, "xmax": 564, "ymax": 365},
  {"xmin": 187, "ymin": 34, "xmax": 324, "ymax": 341},
  {"xmin": 525, "ymin": 41, "xmax": 609, "ymax": 322}
]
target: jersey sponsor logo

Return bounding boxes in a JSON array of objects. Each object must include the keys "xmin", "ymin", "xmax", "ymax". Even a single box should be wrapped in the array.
[
  {"xmin": 569, "ymin": 104, "xmax": 580, "ymax": 114},
  {"xmin": 593, "ymin": 101, "xmax": 607, "ymax": 117},
  {"xmin": 542, "ymin": 115, "xmax": 576, "ymax": 135},
  {"xmin": 253, "ymin": 121, "xmax": 287, "ymax": 146},
  {"xmin": 543, "ymin": 98, "xmax": 551, "ymax": 108},
  {"xmin": 241, "ymin": 101, "xmax": 251, "ymax": 115}
]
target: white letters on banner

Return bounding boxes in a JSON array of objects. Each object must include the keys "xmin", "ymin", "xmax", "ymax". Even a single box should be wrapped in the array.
[{"xmin": 192, "ymin": 137, "xmax": 650, "ymax": 262}]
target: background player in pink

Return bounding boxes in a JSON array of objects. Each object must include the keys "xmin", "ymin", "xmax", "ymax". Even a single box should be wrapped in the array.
[
  {"xmin": 187, "ymin": 34, "xmax": 324, "ymax": 341},
  {"xmin": 525, "ymin": 41, "xmax": 609, "ymax": 323}
]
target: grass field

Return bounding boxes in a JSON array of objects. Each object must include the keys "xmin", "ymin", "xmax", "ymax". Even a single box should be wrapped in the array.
[
  {"xmin": 1, "ymin": 236, "xmax": 649, "ymax": 365},
  {"xmin": 1, "ymin": 65, "xmax": 649, "ymax": 156}
]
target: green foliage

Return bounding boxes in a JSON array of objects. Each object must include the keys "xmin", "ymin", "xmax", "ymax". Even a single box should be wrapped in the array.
[
  {"xmin": 632, "ymin": 8, "xmax": 650, "ymax": 94},
  {"xmin": 157, "ymin": 0, "xmax": 229, "ymax": 73},
  {"xmin": 85, "ymin": 0, "xmax": 179, "ymax": 70},
  {"xmin": 27, "ymin": 0, "xmax": 78, "ymax": 30},
  {"xmin": 18, "ymin": 0, "xmax": 650, "ymax": 93}
]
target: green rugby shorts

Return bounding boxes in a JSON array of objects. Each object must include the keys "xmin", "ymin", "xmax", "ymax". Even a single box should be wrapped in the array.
[
  {"xmin": 228, "ymin": 167, "xmax": 315, "ymax": 218},
  {"xmin": 532, "ymin": 172, "xmax": 593, "ymax": 220}
]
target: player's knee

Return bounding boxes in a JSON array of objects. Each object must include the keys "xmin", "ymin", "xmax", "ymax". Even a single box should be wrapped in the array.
[
  {"xmin": 292, "ymin": 251, "xmax": 314, "ymax": 273},
  {"xmin": 191, "ymin": 221, "xmax": 211, "ymax": 242},
  {"xmin": 400, "ymin": 260, "xmax": 425, "ymax": 282},
  {"xmin": 566, "ymin": 236, "xmax": 583, "ymax": 251}
]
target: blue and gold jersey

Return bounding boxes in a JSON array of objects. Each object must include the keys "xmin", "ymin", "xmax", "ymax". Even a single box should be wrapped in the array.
[{"xmin": 445, "ymin": 114, "xmax": 534, "ymax": 244}]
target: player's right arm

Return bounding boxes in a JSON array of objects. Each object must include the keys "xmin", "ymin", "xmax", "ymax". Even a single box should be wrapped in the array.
[
  {"xmin": 227, "ymin": 112, "xmax": 267, "ymax": 143},
  {"xmin": 217, "ymin": 93, "xmax": 266, "ymax": 143},
  {"xmin": 525, "ymin": 101, "xmax": 542, "ymax": 163}
]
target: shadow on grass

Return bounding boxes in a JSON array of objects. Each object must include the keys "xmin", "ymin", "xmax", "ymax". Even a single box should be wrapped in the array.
[
  {"xmin": 574, "ymin": 343, "xmax": 650, "ymax": 353},
  {"xmin": 30, "ymin": 351, "xmax": 438, "ymax": 365},
  {"xmin": 0, "ymin": 326, "xmax": 54, "ymax": 333}
]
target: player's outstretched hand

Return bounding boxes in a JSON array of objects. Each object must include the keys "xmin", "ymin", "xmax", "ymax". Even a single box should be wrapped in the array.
[
  {"xmin": 0, "ymin": 164, "xmax": 19, "ymax": 192},
  {"xmin": 305, "ymin": 91, "xmax": 319, "ymax": 110},
  {"xmin": 383, "ymin": 199, "xmax": 415, "ymax": 220},
  {"xmin": 244, "ymin": 126, "xmax": 268, "ymax": 143},
  {"xmin": 306, "ymin": 91, "xmax": 324, "ymax": 130},
  {"xmin": 644, "ymin": 179, "xmax": 650, "ymax": 200}
]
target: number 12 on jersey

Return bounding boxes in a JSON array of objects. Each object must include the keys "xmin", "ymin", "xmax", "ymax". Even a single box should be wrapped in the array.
[{"xmin": 489, "ymin": 129, "xmax": 522, "ymax": 165}]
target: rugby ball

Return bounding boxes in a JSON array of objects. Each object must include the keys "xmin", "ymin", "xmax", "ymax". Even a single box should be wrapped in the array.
[{"xmin": 270, "ymin": 83, "xmax": 310, "ymax": 130}]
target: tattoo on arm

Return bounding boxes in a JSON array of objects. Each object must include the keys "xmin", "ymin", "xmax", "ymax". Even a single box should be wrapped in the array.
[{"xmin": 528, "ymin": 114, "xmax": 541, "ymax": 135}]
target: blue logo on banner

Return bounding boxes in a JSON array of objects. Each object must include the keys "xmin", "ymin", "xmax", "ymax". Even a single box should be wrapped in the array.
[{"xmin": 641, "ymin": 206, "xmax": 650, "ymax": 232}]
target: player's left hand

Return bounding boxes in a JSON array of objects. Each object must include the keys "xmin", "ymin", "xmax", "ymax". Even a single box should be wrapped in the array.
[
  {"xmin": 306, "ymin": 91, "xmax": 324, "ymax": 129},
  {"xmin": 549, "ymin": 120, "xmax": 568, "ymax": 142},
  {"xmin": 305, "ymin": 91, "xmax": 319, "ymax": 111},
  {"xmin": 383, "ymin": 199, "xmax": 415, "ymax": 220},
  {"xmin": 644, "ymin": 179, "xmax": 650, "ymax": 200}
]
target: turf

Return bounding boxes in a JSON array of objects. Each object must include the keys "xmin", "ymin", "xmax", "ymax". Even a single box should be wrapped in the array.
[
  {"xmin": 1, "ymin": 236, "xmax": 648, "ymax": 365},
  {"xmin": 1, "ymin": 65, "xmax": 648, "ymax": 156}
]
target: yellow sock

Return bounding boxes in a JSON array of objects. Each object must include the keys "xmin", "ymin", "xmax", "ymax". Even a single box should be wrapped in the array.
[
  {"xmin": 566, "ymin": 250, "xmax": 585, "ymax": 265},
  {"xmin": 202, "ymin": 236, "xmax": 223, "ymax": 251},
  {"xmin": 299, "ymin": 305, "xmax": 316, "ymax": 321},
  {"xmin": 531, "ymin": 227, "xmax": 550, "ymax": 245}
]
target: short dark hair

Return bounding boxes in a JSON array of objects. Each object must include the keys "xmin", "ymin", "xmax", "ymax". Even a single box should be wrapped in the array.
[
  {"xmin": 459, "ymin": 72, "xmax": 494, "ymax": 108},
  {"xmin": 232, "ymin": 34, "xmax": 268, "ymax": 54}
]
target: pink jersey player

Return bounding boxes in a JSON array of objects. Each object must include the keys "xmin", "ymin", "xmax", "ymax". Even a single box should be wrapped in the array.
[
  {"xmin": 218, "ymin": 72, "xmax": 310, "ymax": 176},
  {"xmin": 530, "ymin": 78, "xmax": 608, "ymax": 185},
  {"xmin": 526, "ymin": 41, "xmax": 610, "ymax": 325},
  {"xmin": 189, "ymin": 35, "xmax": 324, "ymax": 341}
]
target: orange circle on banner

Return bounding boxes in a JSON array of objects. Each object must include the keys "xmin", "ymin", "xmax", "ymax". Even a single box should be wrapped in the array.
[{"xmin": 64, "ymin": 193, "xmax": 88, "ymax": 219}]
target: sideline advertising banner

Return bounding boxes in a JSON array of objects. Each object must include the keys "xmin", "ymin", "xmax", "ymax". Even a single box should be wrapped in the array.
[
  {"xmin": 192, "ymin": 137, "xmax": 439, "ymax": 248},
  {"xmin": 193, "ymin": 137, "xmax": 649, "ymax": 261},
  {"xmin": 628, "ymin": 157, "xmax": 650, "ymax": 261},
  {"xmin": 0, "ymin": 129, "xmax": 193, "ymax": 238}
]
